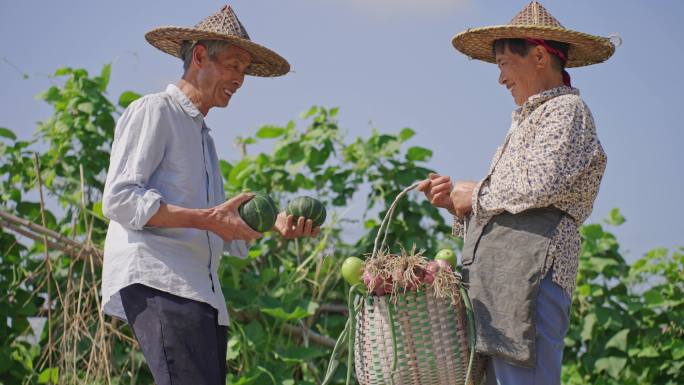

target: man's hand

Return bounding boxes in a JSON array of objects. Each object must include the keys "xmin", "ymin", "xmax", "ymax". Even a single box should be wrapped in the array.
[
  {"xmin": 450, "ymin": 180, "xmax": 477, "ymax": 219},
  {"xmin": 417, "ymin": 173, "xmax": 457, "ymax": 215},
  {"xmin": 273, "ymin": 212, "xmax": 321, "ymax": 240},
  {"xmin": 207, "ymin": 193, "xmax": 263, "ymax": 242}
]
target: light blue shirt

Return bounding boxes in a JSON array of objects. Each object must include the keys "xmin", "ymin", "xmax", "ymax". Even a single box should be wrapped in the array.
[{"xmin": 101, "ymin": 84, "xmax": 248, "ymax": 326}]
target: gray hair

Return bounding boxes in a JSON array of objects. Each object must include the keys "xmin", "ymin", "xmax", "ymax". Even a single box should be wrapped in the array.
[{"xmin": 180, "ymin": 39, "xmax": 232, "ymax": 72}]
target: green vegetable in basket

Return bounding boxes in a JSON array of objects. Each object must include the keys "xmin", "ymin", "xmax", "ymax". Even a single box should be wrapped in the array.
[
  {"xmin": 435, "ymin": 248, "xmax": 456, "ymax": 268},
  {"xmin": 341, "ymin": 257, "xmax": 364, "ymax": 286}
]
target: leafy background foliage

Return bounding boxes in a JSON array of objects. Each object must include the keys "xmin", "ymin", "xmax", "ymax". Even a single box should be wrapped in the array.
[{"xmin": 0, "ymin": 65, "xmax": 681, "ymax": 384}]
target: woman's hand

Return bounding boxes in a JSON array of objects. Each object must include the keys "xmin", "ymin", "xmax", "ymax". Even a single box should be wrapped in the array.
[
  {"xmin": 417, "ymin": 173, "xmax": 457, "ymax": 215},
  {"xmin": 450, "ymin": 180, "xmax": 477, "ymax": 219}
]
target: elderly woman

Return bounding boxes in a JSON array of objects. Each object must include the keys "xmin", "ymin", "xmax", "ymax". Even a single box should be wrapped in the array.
[
  {"xmin": 100, "ymin": 6, "xmax": 318, "ymax": 385},
  {"xmin": 419, "ymin": 1, "xmax": 617, "ymax": 384}
]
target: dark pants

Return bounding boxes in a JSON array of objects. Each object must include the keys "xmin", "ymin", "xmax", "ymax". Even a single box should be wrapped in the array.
[{"xmin": 120, "ymin": 284, "xmax": 228, "ymax": 385}]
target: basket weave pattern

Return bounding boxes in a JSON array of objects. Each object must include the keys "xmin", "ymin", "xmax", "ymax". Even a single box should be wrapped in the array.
[{"xmin": 354, "ymin": 287, "xmax": 482, "ymax": 385}]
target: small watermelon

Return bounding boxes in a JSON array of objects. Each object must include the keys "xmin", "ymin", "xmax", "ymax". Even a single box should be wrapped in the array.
[
  {"xmin": 286, "ymin": 196, "xmax": 327, "ymax": 227},
  {"xmin": 238, "ymin": 192, "xmax": 278, "ymax": 232}
]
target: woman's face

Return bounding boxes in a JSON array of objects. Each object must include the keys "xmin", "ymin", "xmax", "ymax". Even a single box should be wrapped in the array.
[{"xmin": 495, "ymin": 45, "xmax": 542, "ymax": 106}]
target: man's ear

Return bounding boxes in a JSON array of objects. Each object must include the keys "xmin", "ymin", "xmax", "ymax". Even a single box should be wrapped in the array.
[{"xmin": 192, "ymin": 44, "xmax": 209, "ymax": 69}]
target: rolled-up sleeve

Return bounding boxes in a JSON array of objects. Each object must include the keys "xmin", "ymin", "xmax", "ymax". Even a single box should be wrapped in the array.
[{"xmin": 102, "ymin": 97, "xmax": 168, "ymax": 230}]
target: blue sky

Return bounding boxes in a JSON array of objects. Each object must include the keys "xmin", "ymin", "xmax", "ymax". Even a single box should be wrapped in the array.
[{"xmin": 1, "ymin": 0, "xmax": 682, "ymax": 261}]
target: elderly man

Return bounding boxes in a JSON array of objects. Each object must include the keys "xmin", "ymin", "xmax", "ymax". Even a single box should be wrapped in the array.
[
  {"xmin": 100, "ymin": 6, "xmax": 317, "ymax": 385},
  {"xmin": 419, "ymin": 1, "xmax": 616, "ymax": 384}
]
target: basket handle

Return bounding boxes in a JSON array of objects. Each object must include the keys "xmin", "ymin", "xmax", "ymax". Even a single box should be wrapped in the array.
[{"xmin": 371, "ymin": 181, "xmax": 421, "ymax": 259}]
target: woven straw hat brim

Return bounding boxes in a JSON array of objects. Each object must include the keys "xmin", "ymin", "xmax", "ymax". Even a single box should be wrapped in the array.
[
  {"xmin": 452, "ymin": 25, "xmax": 615, "ymax": 68},
  {"xmin": 145, "ymin": 26, "xmax": 290, "ymax": 77}
]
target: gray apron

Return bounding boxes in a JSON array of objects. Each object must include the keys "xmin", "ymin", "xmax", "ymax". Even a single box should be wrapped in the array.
[{"xmin": 461, "ymin": 207, "xmax": 564, "ymax": 367}]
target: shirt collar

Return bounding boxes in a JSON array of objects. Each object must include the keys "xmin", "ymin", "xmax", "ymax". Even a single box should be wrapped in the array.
[
  {"xmin": 513, "ymin": 85, "xmax": 579, "ymax": 122},
  {"xmin": 166, "ymin": 84, "xmax": 203, "ymax": 120}
]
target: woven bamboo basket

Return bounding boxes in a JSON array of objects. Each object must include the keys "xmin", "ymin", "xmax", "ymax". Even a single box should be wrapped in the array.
[
  {"xmin": 322, "ymin": 182, "xmax": 485, "ymax": 385},
  {"xmin": 354, "ymin": 286, "xmax": 481, "ymax": 385}
]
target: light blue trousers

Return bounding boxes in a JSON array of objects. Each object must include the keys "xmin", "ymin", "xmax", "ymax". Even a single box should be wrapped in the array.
[{"xmin": 485, "ymin": 270, "xmax": 571, "ymax": 385}]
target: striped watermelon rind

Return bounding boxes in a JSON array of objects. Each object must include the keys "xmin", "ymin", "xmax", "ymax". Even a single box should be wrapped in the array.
[
  {"xmin": 238, "ymin": 192, "xmax": 278, "ymax": 232},
  {"xmin": 285, "ymin": 196, "xmax": 327, "ymax": 227}
]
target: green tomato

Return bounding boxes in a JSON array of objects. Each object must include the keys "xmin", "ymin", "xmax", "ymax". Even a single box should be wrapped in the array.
[
  {"xmin": 435, "ymin": 248, "xmax": 456, "ymax": 267},
  {"xmin": 341, "ymin": 257, "xmax": 364, "ymax": 286}
]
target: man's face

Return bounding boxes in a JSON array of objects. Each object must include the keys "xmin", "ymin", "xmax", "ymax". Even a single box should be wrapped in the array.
[
  {"xmin": 495, "ymin": 45, "xmax": 540, "ymax": 106},
  {"xmin": 196, "ymin": 44, "xmax": 252, "ymax": 111}
]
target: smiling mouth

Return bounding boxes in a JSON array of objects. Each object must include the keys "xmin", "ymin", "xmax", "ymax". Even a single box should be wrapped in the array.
[{"xmin": 223, "ymin": 89, "xmax": 234, "ymax": 97}]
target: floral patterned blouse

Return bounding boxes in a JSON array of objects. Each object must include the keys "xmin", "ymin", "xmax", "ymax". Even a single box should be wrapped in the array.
[{"xmin": 453, "ymin": 86, "xmax": 607, "ymax": 296}]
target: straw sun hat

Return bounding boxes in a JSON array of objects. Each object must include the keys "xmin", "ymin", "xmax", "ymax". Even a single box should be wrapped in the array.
[
  {"xmin": 452, "ymin": 0, "xmax": 618, "ymax": 68},
  {"xmin": 145, "ymin": 5, "xmax": 290, "ymax": 77}
]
